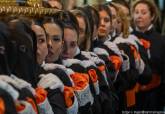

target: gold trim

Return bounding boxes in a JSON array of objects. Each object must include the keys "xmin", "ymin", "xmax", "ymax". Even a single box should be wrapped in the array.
[{"xmin": 0, "ymin": 0, "xmax": 60, "ymax": 17}]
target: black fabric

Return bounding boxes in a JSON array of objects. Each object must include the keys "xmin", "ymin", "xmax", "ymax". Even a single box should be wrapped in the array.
[
  {"xmin": 0, "ymin": 22, "xmax": 11, "ymax": 75},
  {"xmin": 136, "ymin": 42, "xmax": 152, "ymax": 85},
  {"xmin": 64, "ymin": 61, "xmax": 94, "ymax": 114},
  {"xmin": 75, "ymin": 52, "xmax": 119, "ymax": 114},
  {"xmin": 132, "ymin": 28, "xmax": 165, "ymax": 110},
  {"xmin": 47, "ymin": 88, "xmax": 67, "ymax": 114},
  {"xmin": 86, "ymin": 66, "xmax": 103, "ymax": 114},
  {"xmin": 132, "ymin": 29, "xmax": 164, "ymax": 76},
  {"xmin": 8, "ymin": 20, "xmax": 37, "ymax": 87},
  {"xmin": 91, "ymin": 39, "xmax": 101, "ymax": 51},
  {"xmin": 112, "ymin": 43, "xmax": 138, "ymax": 110},
  {"xmin": 68, "ymin": 63, "xmax": 86, "ymax": 73},
  {"xmin": 138, "ymin": 64, "xmax": 152, "ymax": 85},
  {"xmin": 117, "ymin": 43, "xmax": 139, "ymax": 89},
  {"xmin": 95, "ymin": 44, "xmax": 120, "ymax": 81},
  {"xmin": 0, "ymin": 88, "xmax": 18, "ymax": 114},
  {"xmin": 36, "ymin": 65, "xmax": 69, "ymax": 113},
  {"xmin": 17, "ymin": 87, "xmax": 39, "ymax": 113},
  {"xmin": 99, "ymin": 44, "xmax": 118, "ymax": 56}
]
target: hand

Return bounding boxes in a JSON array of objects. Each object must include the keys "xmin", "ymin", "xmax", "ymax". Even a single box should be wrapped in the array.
[
  {"xmin": 37, "ymin": 73, "xmax": 64, "ymax": 92},
  {"xmin": 0, "ymin": 79, "xmax": 19, "ymax": 100}
]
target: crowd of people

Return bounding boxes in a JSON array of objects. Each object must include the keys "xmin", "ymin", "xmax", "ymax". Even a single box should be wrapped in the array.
[{"xmin": 0, "ymin": 0, "xmax": 165, "ymax": 113}]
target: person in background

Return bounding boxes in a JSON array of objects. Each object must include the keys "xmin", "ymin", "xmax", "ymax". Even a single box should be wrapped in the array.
[
  {"xmin": 94, "ymin": 4, "xmax": 112, "ymax": 45},
  {"xmin": 47, "ymin": 0, "xmax": 63, "ymax": 9},
  {"xmin": 112, "ymin": 0, "xmax": 130, "ymax": 21},
  {"xmin": 72, "ymin": 8, "xmax": 92, "ymax": 51},
  {"xmin": 82, "ymin": 5, "xmax": 100, "ymax": 51},
  {"xmin": 31, "ymin": 21, "xmax": 48, "ymax": 65},
  {"xmin": 132, "ymin": 0, "xmax": 165, "ymax": 111},
  {"xmin": 106, "ymin": 2, "xmax": 119, "ymax": 40}
]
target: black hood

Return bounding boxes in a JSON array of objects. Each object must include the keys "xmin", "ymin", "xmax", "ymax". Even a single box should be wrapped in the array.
[
  {"xmin": 8, "ymin": 20, "xmax": 37, "ymax": 87},
  {"xmin": 0, "ymin": 22, "xmax": 11, "ymax": 75}
]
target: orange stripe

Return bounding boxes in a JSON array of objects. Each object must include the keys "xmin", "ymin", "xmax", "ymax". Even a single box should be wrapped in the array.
[
  {"xmin": 35, "ymin": 87, "xmax": 47, "ymax": 104},
  {"xmin": 98, "ymin": 65, "xmax": 106, "ymax": 72},
  {"xmin": 0, "ymin": 98, "xmax": 5, "ymax": 114},
  {"xmin": 64, "ymin": 86, "xmax": 74, "ymax": 107},
  {"xmin": 139, "ymin": 74, "xmax": 161, "ymax": 91}
]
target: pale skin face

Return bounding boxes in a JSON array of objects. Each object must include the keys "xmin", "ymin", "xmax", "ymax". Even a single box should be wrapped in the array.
[
  {"xmin": 43, "ymin": 23, "xmax": 63, "ymax": 63},
  {"xmin": 116, "ymin": 16, "xmax": 122, "ymax": 35},
  {"xmin": 76, "ymin": 16, "xmax": 86, "ymax": 46},
  {"xmin": 62, "ymin": 28, "xmax": 78, "ymax": 59},
  {"xmin": 133, "ymin": 3, "xmax": 154, "ymax": 32},
  {"xmin": 98, "ymin": 10, "xmax": 111, "ymax": 40},
  {"xmin": 31, "ymin": 25, "xmax": 48, "ymax": 65},
  {"xmin": 108, "ymin": 6, "xmax": 118, "ymax": 33}
]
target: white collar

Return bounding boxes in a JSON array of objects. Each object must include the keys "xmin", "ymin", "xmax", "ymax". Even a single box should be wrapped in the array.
[
  {"xmin": 112, "ymin": 30, "xmax": 117, "ymax": 38},
  {"xmin": 136, "ymin": 24, "xmax": 153, "ymax": 33},
  {"xmin": 74, "ymin": 47, "xmax": 80, "ymax": 57},
  {"xmin": 106, "ymin": 35, "xmax": 112, "ymax": 41}
]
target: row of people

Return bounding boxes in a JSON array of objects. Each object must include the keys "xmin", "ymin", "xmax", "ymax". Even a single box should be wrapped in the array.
[{"xmin": 0, "ymin": 0, "xmax": 164, "ymax": 113}]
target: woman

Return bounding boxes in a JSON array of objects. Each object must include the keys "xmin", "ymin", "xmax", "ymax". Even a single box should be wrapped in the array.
[
  {"xmin": 82, "ymin": 5, "xmax": 100, "ymax": 51},
  {"xmin": 31, "ymin": 21, "xmax": 48, "ymax": 65},
  {"xmin": 42, "ymin": 18, "xmax": 64, "ymax": 64},
  {"xmin": 72, "ymin": 8, "xmax": 91, "ymax": 51},
  {"xmin": 94, "ymin": 4, "xmax": 123, "ymax": 82},
  {"xmin": 132, "ymin": 0, "xmax": 165, "ymax": 110},
  {"xmin": 32, "ymin": 19, "xmax": 77, "ymax": 114},
  {"xmin": 95, "ymin": 4, "xmax": 112, "ymax": 45},
  {"xmin": 106, "ymin": 2, "xmax": 119, "ymax": 40},
  {"xmin": 57, "ymin": 10, "xmax": 121, "ymax": 114},
  {"xmin": 109, "ymin": 5, "xmax": 152, "ymax": 110}
]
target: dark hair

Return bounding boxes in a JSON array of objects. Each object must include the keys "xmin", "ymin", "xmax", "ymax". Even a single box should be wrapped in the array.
[
  {"xmin": 38, "ymin": 16, "xmax": 64, "ymax": 39},
  {"xmin": 106, "ymin": 1, "xmax": 119, "ymax": 13},
  {"xmin": 95, "ymin": 4, "xmax": 112, "ymax": 23},
  {"xmin": 72, "ymin": 7, "xmax": 91, "ymax": 36},
  {"xmin": 132, "ymin": 0, "xmax": 158, "ymax": 23},
  {"xmin": 0, "ymin": 21, "xmax": 11, "ymax": 75},
  {"xmin": 53, "ymin": 19, "xmax": 64, "ymax": 39},
  {"xmin": 54, "ymin": 10, "xmax": 79, "ymax": 39},
  {"xmin": 112, "ymin": 0, "xmax": 130, "ymax": 14},
  {"xmin": 72, "ymin": 7, "xmax": 92, "ymax": 51},
  {"xmin": 83, "ymin": 5, "xmax": 100, "ymax": 33}
]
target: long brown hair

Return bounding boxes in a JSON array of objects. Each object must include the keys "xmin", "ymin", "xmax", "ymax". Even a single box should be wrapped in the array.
[
  {"xmin": 71, "ymin": 8, "xmax": 91, "ymax": 51},
  {"xmin": 116, "ymin": 3, "xmax": 130, "ymax": 38}
]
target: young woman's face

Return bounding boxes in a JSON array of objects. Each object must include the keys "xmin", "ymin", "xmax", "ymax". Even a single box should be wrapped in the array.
[
  {"xmin": 62, "ymin": 28, "xmax": 78, "ymax": 59},
  {"xmin": 76, "ymin": 16, "xmax": 86, "ymax": 46},
  {"xmin": 108, "ymin": 6, "xmax": 118, "ymax": 33},
  {"xmin": 43, "ymin": 23, "xmax": 63, "ymax": 63},
  {"xmin": 133, "ymin": 3, "xmax": 154, "ymax": 31},
  {"xmin": 32, "ymin": 25, "xmax": 48, "ymax": 65},
  {"xmin": 98, "ymin": 10, "xmax": 111, "ymax": 38},
  {"xmin": 116, "ymin": 16, "xmax": 122, "ymax": 35}
]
